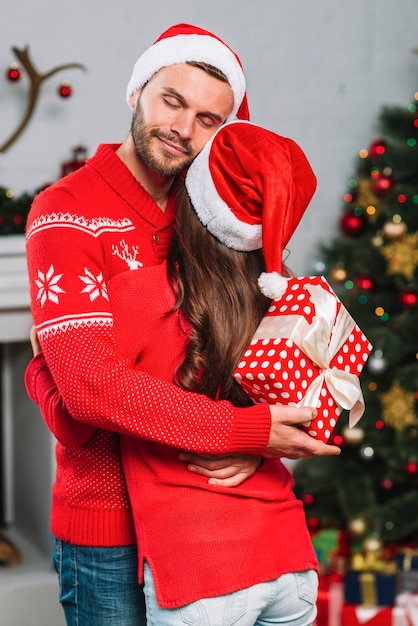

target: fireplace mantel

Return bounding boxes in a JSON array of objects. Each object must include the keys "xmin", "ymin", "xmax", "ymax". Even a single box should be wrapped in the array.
[
  {"xmin": 0, "ymin": 235, "xmax": 33, "ymax": 342},
  {"xmin": 0, "ymin": 235, "xmax": 63, "ymax": 625}
]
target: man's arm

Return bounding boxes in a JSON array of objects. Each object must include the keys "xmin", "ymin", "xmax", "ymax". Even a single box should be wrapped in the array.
[
  {"xmin": 26, "ymin": 185, "xmax": 340, "ymax": 459},
  {"xmin": 26, "ymin": 341, "xmax": 264, "ymax": 485},
  {"xmin": 26, "ymin": 187, "xmax": 271, "ymax": 455}
]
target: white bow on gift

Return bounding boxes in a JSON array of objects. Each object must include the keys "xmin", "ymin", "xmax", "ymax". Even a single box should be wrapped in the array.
[
  {"xmin": 301, "ymin": 283, "xmax": 366, "ymax": 427},
  {"xmin": 253, "ymin": 280, "xmax": 367, "ymax": 427}
]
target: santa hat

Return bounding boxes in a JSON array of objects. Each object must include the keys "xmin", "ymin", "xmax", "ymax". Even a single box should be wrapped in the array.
[
  {"xmin": 185, "ymin": 120, "xmax": 317, "ymax": 299},
  {"xmin": 126, "ymin": 23, "xmax": 249, "ymax": 122}
]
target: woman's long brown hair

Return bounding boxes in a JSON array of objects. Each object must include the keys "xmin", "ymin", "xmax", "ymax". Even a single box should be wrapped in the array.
[{"xmin": 167, "ymin": 185, "xmax": 271, "ymax": 407}]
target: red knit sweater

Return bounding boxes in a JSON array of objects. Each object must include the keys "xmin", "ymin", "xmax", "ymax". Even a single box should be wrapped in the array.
[
  {"xmin": 25, "ymin": 144, "xmax": 272, "ymax": 547},
  {"xmin": 26, "ymin": 260, "xmax": 318, "ymax": 607},
  {"xmin": 112, "ymin": 263, "xmax": 318, "ymax": 607}
]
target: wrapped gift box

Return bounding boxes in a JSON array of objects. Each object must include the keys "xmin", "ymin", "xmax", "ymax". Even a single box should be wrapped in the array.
[
  {"xmin": 396, "ymin": 592, "xmax": 418, "ymax": 626},
  {"xmin": 312, "ymin": 528, "xmax": 351, "ymax": 567},
  {"xmin": 233, "ymin": 276, "xmax": 372, "ymax": 442},
  {"xmin": 314, "ymin": 573, "xmax": 344, "ymax": 626},
  {"xmin": 394, "ymin": 550, "xmax": 418, "ymax": 593},
  {"xmin": 342, "ymin": 605, "xmax": 409, "ymax": 626},
  {"xmin": 344, "ymin": 571, "xmax": 397, "ymax": 607}
]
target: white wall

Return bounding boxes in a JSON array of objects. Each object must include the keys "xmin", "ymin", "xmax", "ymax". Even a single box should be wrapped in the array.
[{"xmin": 0, "ymin": 0, "xmax": 417, "ymax": 273}]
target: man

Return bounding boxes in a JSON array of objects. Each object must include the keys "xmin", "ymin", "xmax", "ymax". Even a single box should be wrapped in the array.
[{"xmin": 25, "ymin": 23, "xmax": 339, "ymax": 626}]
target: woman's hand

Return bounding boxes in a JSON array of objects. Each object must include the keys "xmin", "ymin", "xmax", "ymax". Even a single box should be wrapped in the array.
[
  {"xmin": 178, "ymin": 452, "xmax": 263, "ymax": 487},
  {"xmin": 30, "ymin": 325, "xmax": 42, "ymax": 356}
]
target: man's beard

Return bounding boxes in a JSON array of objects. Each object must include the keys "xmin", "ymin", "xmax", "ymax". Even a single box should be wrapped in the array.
[{"xmin": 131, "ymin": 100, "xmax": 195, "ymax": 177}]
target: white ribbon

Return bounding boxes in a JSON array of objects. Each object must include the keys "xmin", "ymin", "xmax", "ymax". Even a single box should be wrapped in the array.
[
  {"xmin": 253, "ymin": 281, "xmax": 366, "ymax": 426},
  {"xmin": 396, "ymin": 593, "xmax": 418, "ymax": 626}
]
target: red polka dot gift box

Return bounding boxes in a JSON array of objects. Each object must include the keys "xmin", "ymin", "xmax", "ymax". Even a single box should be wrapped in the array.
[{"xmin": 233, "ymin": 276, "xmax": 372, "ymax": 442}]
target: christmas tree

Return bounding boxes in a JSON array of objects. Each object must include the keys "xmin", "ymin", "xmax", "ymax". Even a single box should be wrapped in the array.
[
  {"xmin": 293, "ymin": 91, "xmax": 418, "ymax": 550},
  {"xmin": 0, "ymin": 186, "xmax": 35, "ymax": 235}
]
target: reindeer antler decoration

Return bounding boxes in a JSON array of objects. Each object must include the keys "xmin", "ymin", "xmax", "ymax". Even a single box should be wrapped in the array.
[{"xmin": 0, "ymin": 46, "xmax": 86, "ymax": 153}]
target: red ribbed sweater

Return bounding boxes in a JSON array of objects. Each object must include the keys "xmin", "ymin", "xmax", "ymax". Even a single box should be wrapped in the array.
[
  {"xmin": 26, "ymin": 260, "xmax": 318, "ymax": 607},
  {"xmin": 112, "ymin": 263, "xmax": 318, "ymax": 607},
  {"xmin": 25, "ymin": 144, "xmax": 272, "ymax": 547}
]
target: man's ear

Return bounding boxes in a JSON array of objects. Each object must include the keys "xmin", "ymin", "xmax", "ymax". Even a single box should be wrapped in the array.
[{"xmin": 129, "ymin": 88, "xmax": 141, "ymax": 110}]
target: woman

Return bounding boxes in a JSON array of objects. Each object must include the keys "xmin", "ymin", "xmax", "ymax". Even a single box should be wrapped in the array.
[{"xmin": 28, "ymin": 120, "xmax": 324, "ymax": 625}]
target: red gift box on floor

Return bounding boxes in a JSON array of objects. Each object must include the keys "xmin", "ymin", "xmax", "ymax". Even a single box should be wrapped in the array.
[
  {"xmin": 233, "ymin": 276, "xmax": 372, "ymax": 442},
  {"xmin": 314, "ymin": 573, "xmax": 345, "ymax": 626},
  {"xmin": 342, "ymin": 605, "xmax": 409, "ymax": 626}
]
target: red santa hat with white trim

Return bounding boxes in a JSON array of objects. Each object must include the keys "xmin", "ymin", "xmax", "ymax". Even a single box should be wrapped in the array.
[
  {"xmin": 185, "ymin": 120, "xmax": 317, "ymax": 299},
  {"xmin": 126, "ymin": 23, "xmax": 249, "ymax": 122}
]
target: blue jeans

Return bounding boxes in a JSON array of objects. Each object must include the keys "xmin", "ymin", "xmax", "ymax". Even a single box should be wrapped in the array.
[
  {"xmin": 143, "ymin": 562, "xmax": 318, "ymax": 626},
  {"xmin": 53, "ymin": 539, "xmax": 147, "ymax": 626}
]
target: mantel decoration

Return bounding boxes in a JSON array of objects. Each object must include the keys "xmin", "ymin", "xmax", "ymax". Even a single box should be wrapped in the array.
[
  {"xmin": 2, "ymin": 45, "xmax": 86, "ymax": 153},
  {"xmin": 0, "ymin": 46, "xmax": 87, "ymax": 236}
]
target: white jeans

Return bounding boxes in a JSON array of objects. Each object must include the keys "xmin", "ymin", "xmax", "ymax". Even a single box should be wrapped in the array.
[{"xmin": 143, "ymin": 562, "xmax": 318, "ymax": 626}]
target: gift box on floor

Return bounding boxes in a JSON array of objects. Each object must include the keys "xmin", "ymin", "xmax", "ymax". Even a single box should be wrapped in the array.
[
  {"xmin": 345, "ymin": 571, "xmax": 397, "ymax": 607},
  {"xmin": 233, "ymin": 276, "xmax": 372, "ymax": 442},
  {"xmin": 344, "ymin": 547, "xmax": 398, "ymax": 607},
  {"xmin": 342, "ymin": 605, "xmax": 409, "ymax": 626},
  {"xmin": 396, "ymin": 592, "xmax": 418, "ymax": 626},
  {"xmin": 312, "ymin": 528, "xmax": 351, "ymax": 575},
  {"xmin": 314, "ymin": 573, "xmax": 345, "ymax": 626},
  {"xmin": 394, "ymin": 550, "xmax": 418, "ymax": 593}
]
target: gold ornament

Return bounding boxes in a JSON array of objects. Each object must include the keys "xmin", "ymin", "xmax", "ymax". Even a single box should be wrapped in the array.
[
  {"xmin": 329, "ymin": 266, "xmax": 347, "ymax": 283},
  {"xmin": 348, "ymin": 517, "xmax": 367, "ymax": 536},
  {"xmin": 355, "ymin": 179, "xmax": 382, "ymax": 217},
  {"xmin": 380, "ymin": 232, "xmax": 418, "ymax": 280},
  {"xmin": 371, "ymin": 232, "xmax": 384, "ymax": 248},
  {"xmin": 363, "ymin": 536, "xmax": 382, "ymax": 553},
  {"xmin": 380, "ymin": 380, "xmax": 416, "ymax": 431},
  {"xmin": 343, "ymin": 426, "xmax": 365, "ymax": 445},
  {"xmin": 383, "ymin": 219, "xmax": 407, "ymax": 241}
]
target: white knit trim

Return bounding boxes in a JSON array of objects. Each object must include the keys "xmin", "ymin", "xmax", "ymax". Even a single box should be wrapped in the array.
[
  {"xmin": 26, "ymin": 213, "xmax": 135, "ymax": 241},
  {"xmin": 37, "ymin": 313, "xmax": 113, "ymax": 340},
  {"xmin": 126, "ymin": 34, "xmax": 246, "ymax": 122},
  {"xmin": 185, "ymin": 121, "xmax": 261, "ymax": 251}
]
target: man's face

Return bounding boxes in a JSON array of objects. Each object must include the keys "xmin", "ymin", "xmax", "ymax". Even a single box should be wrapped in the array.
[{"xmin": 130, "ymin": 63, "xmax": 234, "ymax": 177}]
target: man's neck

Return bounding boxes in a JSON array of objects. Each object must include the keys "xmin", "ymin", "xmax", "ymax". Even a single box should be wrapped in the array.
[{"xmin": 116, "ymin": 136, "xmax": 174, "ymax": 211}]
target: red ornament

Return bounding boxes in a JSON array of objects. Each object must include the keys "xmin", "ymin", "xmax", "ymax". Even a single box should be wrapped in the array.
[
  {"xmin": 339, "ymin": 211, "xmax": 368, "ymax": 237},
  {"xmin": 307, "ymin": 516, "xmax": 319, "ymax": 531},
  {"xmin": 303, "ymin": 494, "xmax": 315, "ymax": 505},
  {"xmin": 330, "ymin": 433, "xmax": 344, "ymax": 446},
  {"xmin": 369, "ymin": 139, "xmax": 387, "ymax": 159},
  {"xmin": 355, "ymin": 275, "xmax": 374, "ymax": 291},
  {"xmin": 6, "ymin": 63, "xmax": 21, "ymax": 82},
  {"xmin": 400, "ymin": 289, "xmax": 418, "ymax": 308},
  {"xmin": 372, "ymin": 174, "xmax": 394, "ymax": 196},
  {"xmin": 381, "ymin": 478, "xmax": 393, "ymax": 490},
  {"xmin": 405, "ymin": 461, "xmax": 418, "ymax": 475},
  {"xmin": 61, "ymin": 145, "xmax": 88, "ymax": 178},
  {"xmin": 58, "ymin": 80, "xmax": 72, "ymax": 98}
]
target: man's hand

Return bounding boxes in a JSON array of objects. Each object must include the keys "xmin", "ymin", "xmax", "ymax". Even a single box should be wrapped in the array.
[
  {"xmin": 178, "ymin": 452, "xmax": 263, "ymax": 487},
  {"xmin": 267, "ymin": 405, "xmax": 341, "ymax": 459}
]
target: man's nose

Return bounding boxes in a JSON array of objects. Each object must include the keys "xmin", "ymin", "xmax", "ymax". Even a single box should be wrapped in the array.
[{"xmin": 171, "ymin": 111, "xmax": 194, "ymax": 140}]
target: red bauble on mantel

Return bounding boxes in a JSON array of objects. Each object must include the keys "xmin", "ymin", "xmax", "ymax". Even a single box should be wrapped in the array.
[
  {"xmin": 339, "ymin": 210, "xmax": 368, "ymax": 237},
  {"xmin": 6, "ymin": 63, "xmax": 21, "ymax": 81},
  {"xmin": 58, "ymin": 80, "xmax": 72, "ymax": 98}
]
